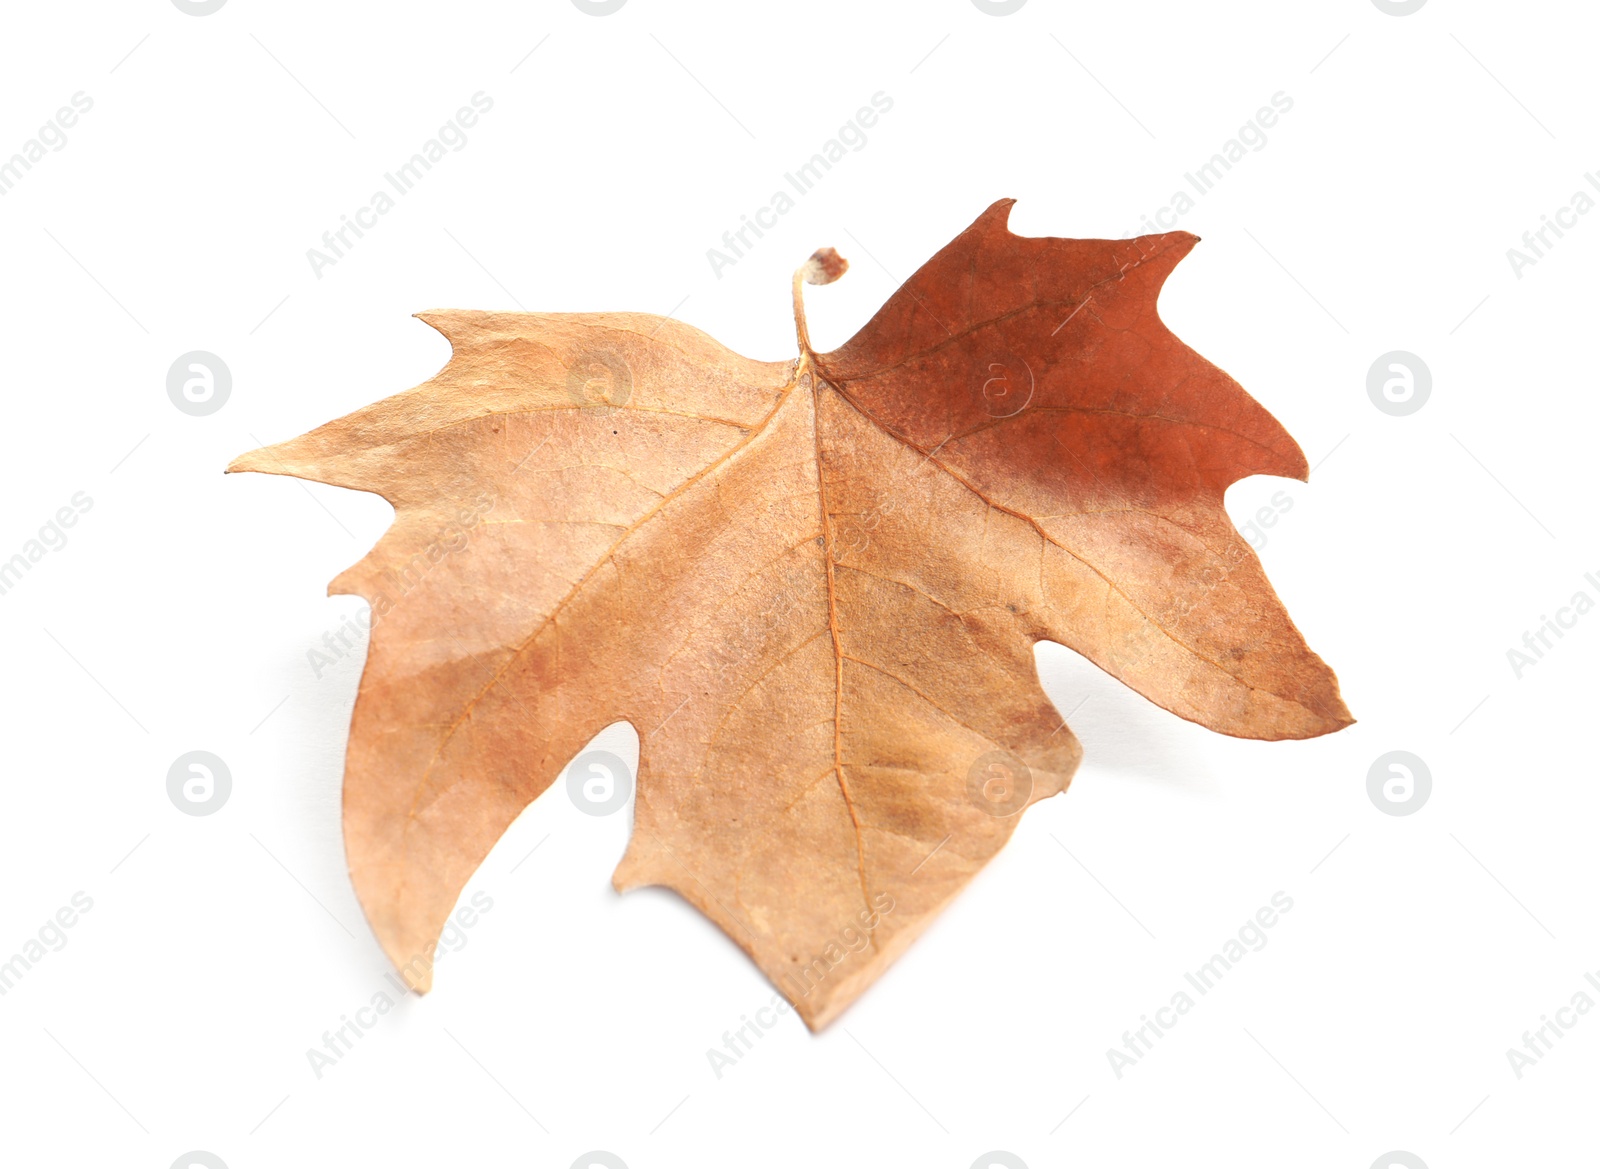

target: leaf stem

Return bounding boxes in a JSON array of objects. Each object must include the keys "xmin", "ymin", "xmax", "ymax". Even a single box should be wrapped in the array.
[
  {"xmin": 791, "ymin": 247, "xmax": 849, "ymax": 359},
  {"xmin": 792, "ymin": 268, "xmax": 813, "ymax": 357}
]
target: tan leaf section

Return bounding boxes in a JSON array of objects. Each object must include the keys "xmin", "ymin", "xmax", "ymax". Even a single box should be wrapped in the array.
[{"xmin": 230, "ymin": 200, "xmax": 1349, "ymax": 1029}]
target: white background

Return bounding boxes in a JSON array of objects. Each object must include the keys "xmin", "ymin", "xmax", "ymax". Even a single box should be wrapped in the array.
[{"xmin": 1, "ymin": 1, "xmax": 1596, "ymax": 1166}]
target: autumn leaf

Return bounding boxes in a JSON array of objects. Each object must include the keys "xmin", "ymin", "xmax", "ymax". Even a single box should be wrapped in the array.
[{"xmin": 230, "ymin": 199, "xmax": 1349, "ymax": 1029}]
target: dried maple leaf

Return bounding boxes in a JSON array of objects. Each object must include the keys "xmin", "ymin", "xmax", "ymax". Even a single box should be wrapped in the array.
[{"xmin": 230, "ymin": 200, "xmax": 1350, "ymax": 1029}]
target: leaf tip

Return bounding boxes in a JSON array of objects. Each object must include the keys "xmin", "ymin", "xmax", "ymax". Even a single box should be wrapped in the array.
[
  {"xmin": 1146, "ymin": 229, "xmax": 1200, "ymax": 260},
  {"xmin": 1294, "ymin": 691, "xmax": 1356, "ymax": 739},
  {"xmin": 975, "ymin": 197, "xmax": 1019, "ymax": 233},
  {"xmin": 413, "ymin": 309, "xmax": 484, "ymax": 348},
  {"xmin": 225, "ymin": 448, "xmax": 267, "ymax": 475}
]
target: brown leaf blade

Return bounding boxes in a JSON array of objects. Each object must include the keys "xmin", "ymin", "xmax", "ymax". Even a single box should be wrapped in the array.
[{"xmin": 231, "ymin": 201, "xmax": 1348, "ymax": 1028}]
